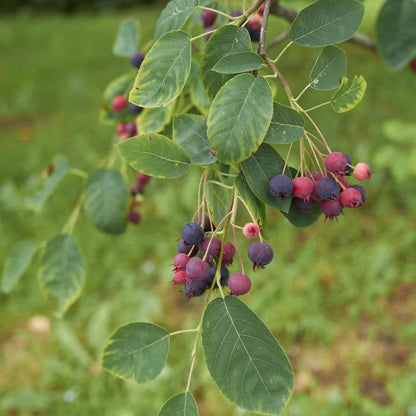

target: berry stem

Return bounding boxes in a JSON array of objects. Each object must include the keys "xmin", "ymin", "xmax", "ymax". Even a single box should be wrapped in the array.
[
  {"xmin": 185, "ymin": 313, "xmax": 204, "ymax": 393},
  {"xmin": 231, "ymin": 191, "xmax": 246, "ymax": 274},
  {"xmin": 282, "ymin": 142, "xmax": 293, "ymax": 175}
]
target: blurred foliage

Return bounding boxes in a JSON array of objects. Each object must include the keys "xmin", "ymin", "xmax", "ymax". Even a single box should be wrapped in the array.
[{"xmin": 0, "ymin": 2, "xmax": 415, "ymax": 415}]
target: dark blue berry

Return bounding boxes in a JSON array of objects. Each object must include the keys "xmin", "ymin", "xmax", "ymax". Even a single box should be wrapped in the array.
[
  {"xmin": 182, "ymin": 222, "xmax": 205, "ymax": 245},
  {"xmin": 248, "ymin": 242, "xmax": 273, "ymax": 271},
  {"xmin": 130, "ymin": 52, "xmax": 144, "ymax": 69},
  {"xmin": 207, "ymin": 264, "xmax": 229, "ymax": 288},
  {"xmin": 129, "ymin": 102, "xmax": 143, "ymax": 115},
  {"xmin": 316, "ymin": 176, "xmax": 340, "ymax": 200},
  {"xmin": 185, "ymin": 279, "xmax": 206, "ymax": 298},
  {"xmin": 177, "ymin": 238, "xmax": 198, "ymax": 257},
  {"xmin": 269, "ymin": 174, "xmax": 293, "ymax": 200},
  {"xmin": 197, "ymin": 214, "xmax": 215, "ymax": 232},
  {"xmin": 342, "ymin": 152, "xmax": 353, "ymax": 175}
]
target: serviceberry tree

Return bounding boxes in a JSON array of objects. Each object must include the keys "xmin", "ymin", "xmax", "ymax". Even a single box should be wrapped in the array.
[{"xmin": 2, "ymin": 0, "xmax": 416, "ymax": 414}]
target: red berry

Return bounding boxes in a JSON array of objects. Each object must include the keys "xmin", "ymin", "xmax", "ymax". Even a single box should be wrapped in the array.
[
  {"xmin": 243, "ymin": 223, "xmax": 260, "ymax": 238},
  {"xmin": 258, "ymin": 4, "xmax": 265, "ymax": 16},
  {"xmin": 112, "ymin": 95, "xmax": 127, "ymax": 112},
  {"xmin": 324, "ymin": 152, "xmax": 348, "ymax": 175},
  {"xmin": 117, "ymin": 123, "xmax": 127, "ymax": 136},
  {"xmin": 201, "ymin": 10, "xmax": 217, "ymax": 27},
  {"xmin": 354, "ymin": 162, "xmax": 372, "ymax": 180},
  {"xmin": 247, "ymin": 13, "xmax": 261, "ymax": 30},
  {"xmin": 340, "ymin": 187, "xmax": 362, "ymax": 208},
  {"xmin": 292, "ymin": 176, "xmax": 314, "ymax": 202},
  {"xmin": 228, "ymin": 272, "xmax": 251, "ymax": 296},
  {"xmin": 136, "ymin": 172, "xmax": 151, "ymax": 186},
  {"xmin": 127, "ymin": 210, "xmax": 140, "ymax": 224},
  {"xmin": 410, "ymin": 58, "xmax": 416, "ymax": 73},
  {"xmin": 173, "ymin": 270, "xmax": 187, "ymax": 285}
]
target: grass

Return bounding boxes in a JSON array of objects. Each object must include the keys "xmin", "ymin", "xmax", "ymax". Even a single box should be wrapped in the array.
[{"xmin": 1, "ymin": 3, "xmax": 416, "ymax": 415}]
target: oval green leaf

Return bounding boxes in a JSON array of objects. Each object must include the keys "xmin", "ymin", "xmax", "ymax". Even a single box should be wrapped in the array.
[
  {"xmin": 154, "ymin": 0, "xmax": 212, "ymax": 40},
  {"xmin": 2, "ymin": 240, "xmax": 40, "ymax": 293},
  {"xmin": 240, "ymin": 143, "xmax": 291, "ymax": 213},
  {"xmin": 330, "ymin": 75, "xmax": 367, "ymax": 113},
  {"xmin": 157, "ymin": 392, "xmax": 198, "ymax": 416},
  {"xmin": 113, "ymin": 19, "xmax": 140, "ymax": 57},
  {"xmin": 129, "ymin": 30, "xmax": 191, "ymax": 108},
  {"xmin": 207, "ymin": 74, "xmax": 273, "ymax": 164},
  {"xmin": 84, "ymin": 169, "xmax": 129, "ymax": 235},
  {"xmin": 27, "ymin": 155, "xmax": 69, "ymax": 213},
  {"xmin": 202, "ymin": 296, "xmax": 294, "ymax": 415},
  {"xmin": 376, "ymin": 0, "xmax": 416, "ymax": 69},
  {"xmin": 173, "ymin": 114, "xmax": 216, "ymax": 165},
  {"xmin": 39, "ymin": 235, "xmax": 85, "ymax": 317},
  {"xmin": 200, "ymin": 25, "xmax": 252, "ymax": 99},
  {"xmin": 117, "ymin": 133, "xmax": 191, "ymax": 178},
  {"xmin": 212, "ymin": 51, "xmax": 264, "ymax": 74},
  {"xmin": 102, "ymin": 322, "xmax": 169, "ymax": 383},
  {"xmin": 138, "ymin": 101, "xmax": 175, "ymax": 134},
  {"xmin": 264, "ymin": 103, "xmax": 304, "ymax": 144},
  {"xmin": 282, "ymin": 199, "xmax": 322, "ymax": 228},
  {"xmin": 309, "ymin": 46, "xmax": 347, "ymax": 90},
  {"xmin": 289, "ymin": 0, "xmax": 364, "ymax": 47}
]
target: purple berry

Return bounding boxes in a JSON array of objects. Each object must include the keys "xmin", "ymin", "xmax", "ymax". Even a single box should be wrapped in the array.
[
  {"xmin": 324, "ymin": 151, "xmax": 348, "ymax": 175},
  {"xmin": 130, "ymin": 52, "xmax": 144, "ymax": 69},
  {"xmin": 127, "ymin": 210, "xmax": 140, "ymax": 225},
  {"xmin": 342, "ymin": 152, "xmax": 353, "ymax": 175},
  {"xmin": 293, "ymin": 197, "xmax": 316, "ymax": 211},
  {"xmin": 320, "ymin": 199, "xmax": 343, "ymax": 221},
  {"xmin": 222, "ymin": 242, "xmax": 235, "ymax": 266},
  {"xmin": 207, "ymin": 264, "xmax": 229, "ymax": 288},
  {"xmin": 316, "ymin": 176, "xmax": 340, "ymax": 200},
  {"xmin": 201, "ymin": 10, "xmax": 217, "ymax": 28},
  {"xmin": 173, "ymin": 253, "xmax": 190, "ymax": 271},
  {"xmin": 125, "ymin": 122, "xmax": 137, "ymax": 137},
  {"xmin": 199, "ymin": 237, "xmax": 221, "ymax": 261},
  {"xmin": 197, "ymin": 214, "xmax": 215, "ymax": 232},
  {"xmin": 185, "ymin": 279, "xmax": 207, "ymax": 298},
  {"xmin": 185, "ymin": 257, "xmax": 210, "ymax": 281},
  {"xmin": 247, "ymin": 242, "xmax": 273, "ymax": 271},
  {"xmin": 340, "ymin": 187, "xmax": 363, "ymax": 208},
  {"xmin": 228, "ymin": 273, "xmax": 251, "ymax": 296},
  {"xmin": 177, "ymin": 238, "xmax": 198, "ymax": 257},
  {"xmin": 129, "ymin": 102, "xmax": 143, "ymax": 115},
  {"xmin": 269, "ymin": 174, "xmax": 293, "ymax": 200},
  {"xmin": 351, "ymin": 184, "xmax": 366, "ymax": 205},
  {"xmin": 136, "ymin": 172, "xmax": 151, "ymax": 186},
  {"xmin": 292, "ymin": 176, "xmax": 314, "ymax": 202},
  {"xmin": 182, "ymin": 222, "xmax": 205, "ymax": 245}
]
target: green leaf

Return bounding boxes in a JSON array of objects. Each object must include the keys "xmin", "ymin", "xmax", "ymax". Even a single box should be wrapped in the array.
[
  {"xmin": 39, "ymin": 235, "xmax": 84, "ymax": 317},
  {"xmin": 157, "ymin": 392, "xmax": 198, "ymax": 416},
  {"xmin": 330, "ymin": 75, "xmax": 367, "ymax": 113},
  {"xmin": 190, "ymin": 76, "xmax": 211, "ymax": 115},
  {"xmin": 289, "ymin": 0, "xmax": 364, "ymax": 47},
  {"xmin": 376, "ymin": 0, "xmax": 416, "ymax": 69},
  {"xmin": 235, "ymin": 174, "xmax": 266, "ymax": 229},
  {"xmin": 2, "ymin": 240, "xmax": 40, "ymax": 293},
  {"xmin": 27, "ymin": 155, "xmax": 70, "ymax": 213},
  {"xmin": 154, "ymin": 0, "xmax": 212, "ymax": 40},
  {"xmin": 173, "ymin": 114, "xmax": 216, "ymax": 165},
  {"xmin": 309, "ymin": 46, "xmax": 347, "ymax": 90},
  {"xmin": 205, "ymin": 172, "xmax": 232, "ymax": 225},
  {"xmin": 282, "ymin": 199, "xmax": 322, "ymax": 228},
  {"xmin": 241, "ymin": 144, "xmax": 291, "ymax": 213},
  {"xmin": 84, "ymin": 169, "xmax": 130, "ymax": 235},
  {"xmin": 117, "ymin": 133, "xmax": 191, "ymax": 179},
  {"xmin": 113, "ymin": 19, "xmax": 140, "ymax": 57},
  {"xmin": 212, "ymin": 51, "xmax": 264, "ymax": 74},
  {"xmin": 202, "ymin": 296, "xmax": 294, "ymax": 415},
  {"xmin": 207, "ymin": 74, "xmax": 273, "ymax": 164},
  {"xmin": 129, "ymin": 30, "xmax": 192, "ymax": 108},
  {"xmin": 264, "ymin": 103, "xmax": 304, "ymax": 144},
  {"xmin": 102, "ymin": 322, "xmax": 169, "ymax": 383},
  {"xmin": 138, "ymin": 101, "xmax": 175, "ymax": 134},
  {"xmin": 200, "ymin": 25, "xmax": 252, "ymax": 99}
]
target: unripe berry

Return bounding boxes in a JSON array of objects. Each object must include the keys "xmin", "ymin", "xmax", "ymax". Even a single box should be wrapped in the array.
[
  {"xmin": 185, "ymin": 257, "xmax": 210, "ymax": 281},
  {"xmin": 354, "ymin": 162, "xmax": 372, "ymax": 180},
  {"xmin": 340, "ymin": 187, "xmax": 363, "ymax": 208},
  {"xmin": 243, "ymin": 222, "xmax": 260, "ymax": 238},
  {"xmin": 201, "ymin": 10, "xmax": 217, "ymax": 27},
  {"xmin": 172, "ymin": 253, "xmax": 190, "ymax": 271},
  {"xmin": 199, "ymin": 237, "xmax": 221, "ymax": 261},
  {"xmin": 248, "ymin": 242, "xmax": 273, "ymax": 271},
  {"xmin": 182, "ymin": 222, "xmax": 205, "ymax": 245},
  {"xmin": 292, "ymin": 176, "xmax": 314, "ymax": 202},
  {"xmin": 351, "ymin": 184, "xmax": 366, "ymax": 205},
  {"xmin": 320, "ymin": 199, "xmax": 343, "ymax": 221},
  {"xmin": 117, "ymin": 123, "xmax": 127, "ymax": 136},
  {"xmin": 127, "ymin": 210, "xmax": 140, "ymax": 224},
  {"xmin": 112, "ymin": 95, "xmax": 127, "ymax": 112},
  {"xmin": 310, "ymin": 172, "xmax": 324, "ymax": 201},
  {"xmin": 228, "ymin": 273, "xmax": 251, "ymax": 296},
  {"xmin": 269, "ymin": 174, "xmax": 293, "ymax": 200},
  {"xmin": 222, "ymin": 242, "xmax": 236, "ymax": 266},
  {"xmin": 335, "ymin": 174, "xmax": 350, "ymax": 189},
  {"xmin": 247, "ymin": 13, "xmax": 261, "ymax": 30},
  {"xmin": 129, "ymin": 52, "xmax": 144, "ymax": 69},
  {"xmin": 172, "ymin": 270, "xmax": 187, "ymax": 285},
  {"xmin": 324, "ymin": 151, "xmax": 348, "ymax": 175},
  {"xmin": 317, "ymin": 176, "xmax": 340, "ymax": 200},
  {"xmin": 119, "ymin": 132, "xmax": 129, "ymax": 141}
]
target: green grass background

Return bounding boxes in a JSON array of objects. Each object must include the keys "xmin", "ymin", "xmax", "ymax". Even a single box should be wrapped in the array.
[{"xmin": 1, "ymin": 2, "xmax": 415, "ymax": 415}]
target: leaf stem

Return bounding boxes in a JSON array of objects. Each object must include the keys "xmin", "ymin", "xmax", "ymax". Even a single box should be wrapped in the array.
[
  {"xmin": 271, "ymin": 40, "xmax": 293, "ymax": 64},
  {"xmin": 305, "ymin": 101, "xmax": 331, "ymax": 113}
]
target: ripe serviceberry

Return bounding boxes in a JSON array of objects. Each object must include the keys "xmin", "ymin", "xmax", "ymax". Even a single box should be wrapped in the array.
[
  {"xmin": 292, "ymin": 176, "xmax": 314, "ymax": 202},
  {"xmin": 207, "ymin": 264, "xmax": 229, "ymax": 288},
  {"xmin": 354, "ymin": 162, "xmax": 372, "ymax": 180},
  {"xmin": 127, "ymin": 210, "xmax": 140, "ymax": 224},
  {"xmin": 340, "ymin": 187, "xmax": 362, "ymax": 208},
  {"xmin": 351, "ymin": 184, "xmax": 366, "ymax": 205},
  {"xmin": 173, "ymin": 270, "xmax": 187, "ymax": 285},
  {"xmin": 228, "ymin": 273, "xmax": 251, "ymax": 296},
  {"xmin": 125, "ymin": 122, "xmax": 137, "ymax": 137},
  {"xmin": 186, "ymin": 257, "xmax": 210, "ymax": 281},
  {"xmin": 177, "ymin": 238, "xmax": 198, "ymax": 257},
  {"xmin": 185, "ymin": 279, "xmax": 207, "ymax": 298},
  {"xmin": 317, "ymin": 176, "xmax": 340, "ymax": 200},
  {"xmin": 129, "ymin": 102, "xmax": 143, "ymax": 115},
  {"xmin": 320, "ymin": 199, "xmax": 343, "ymax": 221},
  {"xmin": 248, "ymin": 242, "xmax": 273, "ymax": 271},
  {"xmin": 294, "ymin": 197, "xmax": 316, "ymax": 211},
  {"xmin": 258, "ymin": 3, "xmax": 265, "ymax": 16},
  {"xmin": 182, "ymin": 222, "xmax": 205, "ymax": 245},
  {"xmin": 197, "ymin": 214, "xmax": 215, "ymax": 232},
  {"xmin": 201, "ymin": 10, "xmax": 217, "ymax": 27},
  {"xmin": 130, "ymin": 52, "xmax": 144, "ymax": 69},
  {"xmin": 269, "ymin": 174, "xmax": 293, "ymax": 200},
  {"xmin": 243, "ymin": 222, "xmax": 260, "ymax": 238},
  {"xmin": 310, "ymin": 172, "xmax": 324, "ymax": 201},
  {"xmin": 136, "ymin": 172, "xmax": 151, "ymax": 187},
  {"xmin": 222, "ymin": 242, "xmax": 236, "ymax": 266},
  {"xmin": 199, "ymin": 237, "xmax": 221, "ymax": 261},
  {"xmin": 324, "ymin": 152, "xmax": 348, "ymax": 175},
  {"xmin": 172, "ymin": 253, "xmax": 190, "ymax": 271},
  {"xmin": 246, "ymin": 14, "xmax": 261, "ymax": 41},
  {"xmin": 342, "ymin": 152, "xmax": 353, "ymax": 175},
  {"xmin": 112, "ymin": 95, "xmax": 127, "ymax": 112}
]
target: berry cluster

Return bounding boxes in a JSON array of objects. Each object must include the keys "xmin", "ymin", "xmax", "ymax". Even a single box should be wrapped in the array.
[{"xmin": 269, "ymin": 151, "xmax": 372, "ymax": 221}]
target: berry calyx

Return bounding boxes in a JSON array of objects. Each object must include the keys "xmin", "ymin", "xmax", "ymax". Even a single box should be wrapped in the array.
[
  {"xmin": 247, "ymin": 242, "xmax": 273, "ymax": 271},
  {"xmin": 320, "ymin": 199, "xmax": 343, "ymax": 221},
  {"xmin": 324, "ymin": 151, "xmax": 348, "ymax": 175},
  {"xmin": 269, "ymin": 174, "xmax": 293, "ymax": 200},
  {"xmin": 182, "ymin": 222, "xmax": 205, "ymax": 245},
  {"xmin": 340, "ymin": 187, "xmax": 363, "ymax": 208},
  {"xmin": 228, "ymin": 273, "xmax": 251, "ymax": 296},
  {"xmin": 112, "ymin": 95, "xmax": 127, "ymax": 112},
  {"xmin": 354, "ymin": 162, "xmax": 372, "ymax": 180},
  {"xmin": 243, "ymin": 222, "xmax": 260, "ymax": 238},
  {"xmin": 292, "ymin": 176, "xmax": 314, "ymax": 202}
]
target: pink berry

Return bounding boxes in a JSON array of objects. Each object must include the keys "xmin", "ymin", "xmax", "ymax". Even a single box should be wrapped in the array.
[
  {"xmin": 228, "ymin": 272, "xmax": 251, "ymax": 296},
  {"xmin": 172, "ymin": 270, "xmax": 187, "ymax": 285},
  {"xmin": 185, "ymin": 257, "xmax": 209, "ymax": 281},
  {"xmin": 354, "ymin": 162, "xmax": 372, "ymax": 180},
  {"xmin": 243, "ymin": 222, "xmax": 260, "ymax": 238},
  {"xmin": 136, "ymin": 172, "xmax": 151, "ymax": 186},
  {"xmin": 292, "ymin": 176, "xmax": 314, "ymax": 202},
  {"xmin": 119, "ymin": 132, "xmax": 129, "ymax": 141},
  {"xmin": 201, "ymin": 10, "xmax": 217, "ymax": 27},
  {"xmin": 117, "ymin": 123, "xmax": 127, "ymax": 136},
  {"xmin": 320, "ymin": 199, "xmax": 343, "ymax": 221},
  {"xmin": 247, "ymin": 13, "xmax": 261, "ymax": 30},
  {"xmin": 173, "ymin": 253, "xmax": 190, "ymax": 271},
  {"xmin": 324, "ymin": 152, "xmax": 348, "ymax": 175},
  {"xmin": 340, "ymin": 188, "xmax": 362, "ymax": 208},
  {"xmin": 112, "ymin": 95, "xmax": 127, "ymax": 112}
]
